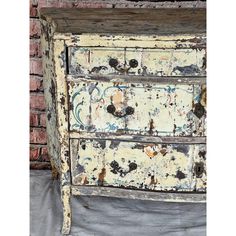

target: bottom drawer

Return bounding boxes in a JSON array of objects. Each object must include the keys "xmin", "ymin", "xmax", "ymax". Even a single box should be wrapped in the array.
[{"xmin": 70, "ymin": 139, "xmax": 206, "ymax": 192}]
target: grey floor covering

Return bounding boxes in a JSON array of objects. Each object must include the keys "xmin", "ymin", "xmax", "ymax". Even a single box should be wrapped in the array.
[{"xmin": 30, "ymin": 170, "xmax": 206, "ymax": 236}]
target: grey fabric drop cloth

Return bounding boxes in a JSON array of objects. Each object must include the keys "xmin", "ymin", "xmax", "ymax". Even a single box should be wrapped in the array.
[{"xmin": 30, "ymin": 170, "xmax": 206, "ymax": 236}]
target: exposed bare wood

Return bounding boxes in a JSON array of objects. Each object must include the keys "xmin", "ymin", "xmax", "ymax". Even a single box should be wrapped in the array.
[
  {"xmin": 40, "ymin": 8, "xmax": 206, "ymax": 35},
  {"xmin": 67, "ymin": 75, "xmax": 206, "ymax": 85},
  {"xmin": 69, "ymin": 132, "xmax": 206, "ymax": 144},
  {"xmin": 71, "ymin": 186, "xmax": 206, "ymax": 203}
]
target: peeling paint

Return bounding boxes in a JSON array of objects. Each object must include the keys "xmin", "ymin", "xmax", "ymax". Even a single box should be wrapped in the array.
[
  {"xmin": 69, "ymin": 81, "xmax": 206, "ymax": 137},
  {"xmin": 71, "ymin": 139, "xmax": 206, "ymax": 192},
  {"xmin": 68, "ymin": 47, "xmax": 206, "ymax": 77},
  {"xmin": 40, "ymin": 9, "xmax": 206, "ymax": 235}
]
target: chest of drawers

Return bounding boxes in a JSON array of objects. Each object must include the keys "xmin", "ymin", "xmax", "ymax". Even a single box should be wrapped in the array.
[{"xmin": 40, "ymin": 8, "xmax": 206, "ymax": 234}]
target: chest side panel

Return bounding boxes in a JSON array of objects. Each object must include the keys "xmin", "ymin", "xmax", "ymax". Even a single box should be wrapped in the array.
[
  {"xmin": 70, "ymin": 139, "xmax": 206, "ymax": 192},
  {"xmin": 68, "ymin": 80, "xmax": 206, "ymax": 137}
]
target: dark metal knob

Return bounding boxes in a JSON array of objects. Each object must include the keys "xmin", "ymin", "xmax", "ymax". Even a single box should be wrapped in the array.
[
  {"xmin": 125, "ymin": 106, "xmax": 134, "ymax": 115},
  {"xmin": 193, "ymin": 103, "xmax": 206, "ymax": 119},
  {"xmin": 107, "ymin": 104, "xmax": 116, "ymax": 114},
  {"xmin": 109, "ymin": 58, "xmax": 119, "ymax": 68},
  {"xmin": 129, "ymin": 59, "xmax": 138, "ymax": 68}
]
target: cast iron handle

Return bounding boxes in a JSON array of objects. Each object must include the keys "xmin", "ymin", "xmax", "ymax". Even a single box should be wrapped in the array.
[
  {"xmin": 107, "ymin": 104, "xmax": 134, "ymax": 118},
  {"xmin": 108, "ymin": 58, "xmax": 138, "ymax": 73}
]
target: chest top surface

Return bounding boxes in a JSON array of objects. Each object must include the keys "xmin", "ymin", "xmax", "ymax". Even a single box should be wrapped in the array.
[{"xmin": 40, "ymin": 8, "xmax": 206, "ymax": 35}]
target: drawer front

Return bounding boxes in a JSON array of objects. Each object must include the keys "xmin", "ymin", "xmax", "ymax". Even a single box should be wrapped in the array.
[
  {"xmin": 68, "ymin": 80, "xmax": 206, "ymax": 137},
  {"xmin": 68, "ymin": 47, "xmax": 206, "ymax": 76},
  {"xmin": 70, "ymin": 139, "xmax": 206, "ymax": 192}
]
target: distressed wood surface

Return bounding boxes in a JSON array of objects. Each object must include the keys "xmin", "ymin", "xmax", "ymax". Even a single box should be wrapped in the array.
[
  {"xmin": 40, "ymin": 18, "xmax": 61, "ymax": 178},
  {"xmin": 40, "ymin": 8, "xmax": 206, "ymax": 234},
  {"xmin": 63, "ymin": 34, "xmax": 206, "ymax": 49},
  {"xmin": 71, "ymin": 186, "xmax": 206, "ymax": 203},
  {"xmin": 67, "ymin": 75, "xmax": 206, "ymax": 85},
  {"xmin": 70, "ymin": 132, "xmax": 206, "ymax": 144},
  {"xmin": 68, "ymin": 47, "xmax": 206, "ymax": 77},
  {"xmin": 40, "ymin": 8, "xmax": 206, "ymax": 35},
  {"xmin": 41, "ymin": 20, "xmax": 72, "ymax": 234},
  {"xmin": 68, "ymin": 81, "xmax": 206, "ymax": 137},
  {"xmin": 70, "ymin": 139, "xmax": 206, "ymax": 192},
  {"xmin": 53, "ymin": 39, "xmax": 72, "ymax": 235}
]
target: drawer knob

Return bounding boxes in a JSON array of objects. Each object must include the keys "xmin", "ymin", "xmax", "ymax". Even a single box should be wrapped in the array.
[
  {"xmin": 193, "ymin": 102, "xmax": 206, "ymax": 119},
  {"xmin": 125, "ymin": 106, "xmax": 135, "ymax": 115},
  {"xmin": 106, "ymin": 104, "xmax": 134, "ymax": 117},
  {"xmin": 107, "ymin": 104, "xmax": 116, "ymax": 114},
  {"xmin": 108, "ymin": 58, "xmax": 138, "ymax": 74},
  {"xmin": 109, "ymin": 58, "xmax": 119, "ymax": 68},
  {"xmin": 129, "ymin": 59, "xmax": 138, "ymax": 68}
]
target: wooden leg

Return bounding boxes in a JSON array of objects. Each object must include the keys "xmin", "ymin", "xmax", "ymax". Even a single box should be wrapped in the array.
[
  {"xmin": 61, "ymin": 185, "xmax": 71, "ymax": 235},
  {"xmin": 50, "ymin": 158, "xmax": 59, "ymax": 180}
]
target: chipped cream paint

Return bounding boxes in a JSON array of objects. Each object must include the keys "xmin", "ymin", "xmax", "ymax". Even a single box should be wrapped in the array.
[
  {"xmin": 68, "ymin": 47, "xmax": 206, "ymax": 77},
  {"xmin": 68, "ymin": 80, "xmax": 206, "ymax": 136},
  {"xmin": 53, "ymin": 39, "xmax": 72, "ymax": 234},
  {"xmin": 61, "ymin": 186, "xmax": 71, "ymax": 235},
  {"xmin": 41, "ymin": 19, "xmax": 71, "ymax": 234},
  {"xmin": 55, "ymin": 33, "xmax": 206, "ymax": 49},
  {"xmin": 41, "ymin": 19, "xmax": 62, "ymax": 178},
  {"xmin": 71, "ymin": 139, "xmax": 206, "ymax": 191},
  {"xmin": 40, "ymin": 11, "xmax": 206, "ymax": 235}
]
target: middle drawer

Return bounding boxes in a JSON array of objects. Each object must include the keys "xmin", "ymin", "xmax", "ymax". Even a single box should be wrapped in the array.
[{"xmin": 68, "ymin": 80, "xmax": 206, "ymax": 137}]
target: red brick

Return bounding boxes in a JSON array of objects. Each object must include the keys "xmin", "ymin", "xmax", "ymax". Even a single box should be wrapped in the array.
[
  {"xmin": 30, "ymin": 19, "xmax": 41, "ymax": 38},
  {"xmin": 30, "ymin": 128, "xmax": 47, "ymax": 144},
  {"xmin": 41, "ymin": 147, "xmax": 49, "ymax": 161},
  {"xmin": 30, "ymin": 112, "xmax": 39, "ymax": 126},
  {"xmin": 30, "ymin": 94, "xmax": 46, "ymax": 111},
  {"xmin": 36, "ymin": 0, "xmax": 60, "ymax": 8},
  {"xmin": 72, "ymin": 2, "xmax": 112, "ymax": 8},
  {"xmin": 30, "ymin": 146, "xmax": 40, "ymax": 161},
  {"xmin": 30, "ymin": 76, "xmax": 43, "ymax": 92},
  {"xmin": 30, "ymin": 39, "xmax": 42, "ymax": 57},
  {"xmin": 40, "ymin": 112, "xmax": 47, "ymax": 127},
  {"xmin": 30, "ymin": 4, "xmax": 38, "ymax": 17},
  {"xmin": 30, "ymin": 58, "xmax": 43, "ymax": 75}
]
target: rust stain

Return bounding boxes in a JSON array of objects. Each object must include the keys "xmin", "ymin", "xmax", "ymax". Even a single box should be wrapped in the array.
[
  {"xmin": 144, "ymin": 146, "xmax": 157, "ymax": 158},
  {"xmin": 150, "ymin": 175, "xmax": 157, "ymax": 185},
  {"xmin": 148, "ymin": 119, "xmax": 154, "ymax": 135},
  {"xmin": 160, "ymin": 148, "xmax": 167, "ymax": 156},
  {"xmin": 83, "ymin": 177, "xmax": 89, "ymax": 185},
  {"xmin": 98, "ymin": 168, "xmax": 106, "ymax": 186}
]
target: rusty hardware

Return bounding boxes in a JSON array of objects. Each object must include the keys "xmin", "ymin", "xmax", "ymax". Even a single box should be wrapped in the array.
[
  {"xmin": 108, "ymin": 58, "xmax": 119, "ymax": 68},
  {"xmin": 193, "ymin": 102, "xmax": 206, "ymax": 119},
  {"xmin": 129, "ymin": 59, "xmax": 139, "ymax": 68},
  {"xmin": 108, "ymin": 58, "xmax": 139, "ymax": 73},
  {"xmin": 195, "ymin": 162, "xmax": 204, "ymax": 178},
  {"xmin": 107, "ymin": 104, "xmax": 134, "ymax": 117}
]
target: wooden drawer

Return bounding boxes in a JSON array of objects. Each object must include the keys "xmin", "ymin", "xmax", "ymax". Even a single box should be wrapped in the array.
[
  {"xmin": 68, "ymin": 47, "xmax": 206, "ymax": 77},
  {"xmin": 68, "ymin": 80, "xmax": 206, "ymax": 137},
  {"xmin": 70, "ymin": 139, "xmax": 206, "ymax": 192}
]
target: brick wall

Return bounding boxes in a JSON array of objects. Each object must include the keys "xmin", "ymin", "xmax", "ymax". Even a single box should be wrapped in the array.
[{"xmin": 29, "ymin": 0, "xmax": 206, "ymax": 169}]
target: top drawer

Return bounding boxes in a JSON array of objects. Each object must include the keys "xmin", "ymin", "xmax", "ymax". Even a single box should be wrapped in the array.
[{"xmin": 68, "ymin": 47, "xmax": 206, "ymax": 77}]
